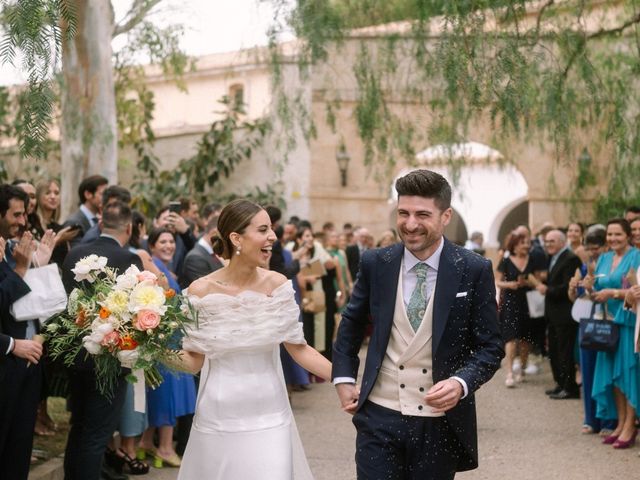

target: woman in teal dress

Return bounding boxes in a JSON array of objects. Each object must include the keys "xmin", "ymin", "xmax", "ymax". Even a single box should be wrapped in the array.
[{"xmin": 591, "ymin": 218, "xmax": 640, "ymax": 448}]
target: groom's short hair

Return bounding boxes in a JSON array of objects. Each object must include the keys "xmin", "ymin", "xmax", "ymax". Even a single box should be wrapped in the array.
[{"xmin": 395, "ymin": 169, "xmax": 451, "ymax": 211}]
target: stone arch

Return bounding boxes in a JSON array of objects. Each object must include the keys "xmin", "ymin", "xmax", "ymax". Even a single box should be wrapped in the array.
[{"xmin": 490, "ymin": 198, "xmax": 529, "ymax": 248}]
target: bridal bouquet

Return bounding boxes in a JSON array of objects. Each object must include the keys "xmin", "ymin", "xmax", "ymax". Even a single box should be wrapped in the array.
[{"xmin": 45, "ymin": 255, "xmax": 197, "ymax": 396}]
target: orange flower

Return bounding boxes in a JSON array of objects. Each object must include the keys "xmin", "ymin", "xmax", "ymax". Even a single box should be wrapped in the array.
[
  {"xmin": 164, "ymin": 288, "xmax": 176, "ymax": 299},
  {"xmin": 99, "ymin": 307, "xmax": 111, "ymax": 319},
  {"xmin": 118, "ymin": 335, "xmax": 138, "ymax": 351},
  {"xmin": 75, "ymin": 309, "xmax": 87, "ymax": 327}
]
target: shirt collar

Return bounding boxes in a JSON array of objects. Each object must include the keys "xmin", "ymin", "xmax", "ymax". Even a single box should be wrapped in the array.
[
  {"xmin": 79, "ymin": 204, "xmax": 96, "ymax": 224},
  {"xmin": 551, "ymin": 245, "xmax": 568, "ymax": 263},
  {"xmin": 403, "ymin": 237, "xmax": 444, "ymax": 274},
  {"xmin": 198, "ymin": 236, "xmax": 213, "ymax": 254}
]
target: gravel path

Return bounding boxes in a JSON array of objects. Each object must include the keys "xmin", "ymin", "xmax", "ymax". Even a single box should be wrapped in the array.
[{"xmin": 118, "ymin": 358, "xmax": 640, "ymax": 480}]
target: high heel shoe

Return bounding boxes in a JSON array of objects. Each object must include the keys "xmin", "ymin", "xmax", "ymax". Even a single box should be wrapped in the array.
[
  {"xmin": 153, "ymin": 452, "xmax": 182, "ymax": 468},
  {"xmin": 612, "ymin": 430, "xmax": 637, "ymax": 449},
  {"xmin": 135, "ymin": 446, "xmax": 156, "ymax": 460},
  {"xmin": 118, "ymin": 449, "xmax": 149, "ymax": 475},
  {"xmin": 602, "ymin": 433, "xmax": 619, "ymax": 444}
]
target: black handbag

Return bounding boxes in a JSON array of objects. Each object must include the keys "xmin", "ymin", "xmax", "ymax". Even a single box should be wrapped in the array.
[{"xmin": 579, "ymin": 302, "xmax": 619, "ymax": 352}]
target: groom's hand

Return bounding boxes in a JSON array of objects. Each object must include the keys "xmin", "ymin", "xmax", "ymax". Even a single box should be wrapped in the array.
[
  {"xmin": 424, "ymin": 378, "xmax": 463, "ymax": 413},
  {"xmin": 335, "ymin": 383, "xmax": 359, "ymax": 415}
]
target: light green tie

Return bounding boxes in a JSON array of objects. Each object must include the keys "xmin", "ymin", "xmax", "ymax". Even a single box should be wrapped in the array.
[{"xmin": 407, "ymin": 263, "xmax": 429, "ymax": 332}]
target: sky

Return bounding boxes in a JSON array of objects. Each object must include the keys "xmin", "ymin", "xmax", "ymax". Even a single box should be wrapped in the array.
[{"xmin": 0, "ymin": 0, "xmax": 292, "ymax": 86}]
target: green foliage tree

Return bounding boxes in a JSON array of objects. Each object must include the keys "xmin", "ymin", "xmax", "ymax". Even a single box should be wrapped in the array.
[
  {"xmin": 269, "ymin": 0, "xmax": 640, "ymax": 221},
  {"xmin": 130, "ymin": 96, "xmax": 272, "ymax": 217}
]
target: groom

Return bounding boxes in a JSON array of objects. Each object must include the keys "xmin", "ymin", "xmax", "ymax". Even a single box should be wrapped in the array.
[{"xmin": 333, "ymin": 169, "xmax": 504, "ymax": 479}]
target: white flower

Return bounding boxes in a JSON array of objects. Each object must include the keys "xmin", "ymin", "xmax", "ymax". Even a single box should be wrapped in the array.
[
  {"xmin": 67, "ymin": 289, "xmax": 81, "ymax": 315},
  {"xmin": 82, "ymin": 336, "xmax": 102, "ymax": 355},
  {"xmin": 117, "ymin": 348, "xmax": 139, "ymax": 368},
  {"xmin": 88, "ymin": 319, "xmax": 114, "ymax": 344},
  {"xmin": 116, "ymin": 265, "xmax": 141, "ymax": 290},
  {"xmin": 129, "ymin": 283, "xmax": 167, "ymax": 315},
  {"xmin": 72, "ymin": 255, "xmax": 108, "ymax": 283}
]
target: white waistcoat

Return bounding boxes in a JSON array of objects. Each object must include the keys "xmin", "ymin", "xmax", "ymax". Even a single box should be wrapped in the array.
[{"xmin": 368, "ymin": 267, "xmax": 442, "ymax": 417}]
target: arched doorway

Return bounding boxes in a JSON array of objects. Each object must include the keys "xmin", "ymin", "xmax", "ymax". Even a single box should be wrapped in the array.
[{"xmin": 495, "ymin": 200, "xmax": 529, "ymax": 247}]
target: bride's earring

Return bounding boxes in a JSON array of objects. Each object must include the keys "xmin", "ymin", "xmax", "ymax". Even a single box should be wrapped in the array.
[{"xmin": 235, "ymin": 245, "xmax": 241, "ymax": 256}]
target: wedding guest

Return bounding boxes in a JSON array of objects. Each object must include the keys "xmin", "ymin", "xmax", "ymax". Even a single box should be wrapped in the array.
[
  {"xmin": 537, "ymin": 230, "xmax": 582, "ymax": 399},
  {"xmin": 166, "ymin": 199, "xmax": 332, "ymax": 478},
  {"xmin": 567, "ymin": 222, "xmax": 588, "ymax": 263},
  {"xmin": 346, "ymin": 227, "xmax": 369, "ymax": 283},
  {"xmin": 0, "ymin": 185, "xmax": 47, "ymax": 480},
  {"xmin": 80, "ymin": 185, "xmax": 132, "ymax": 244},
  {"xmin": 62, "ymin": 201, "xmax": 143, "ymax": 480},
  {"xmin": 152, "ymin": 206, "xmax": 196, "ymax": 277},
  {"xmin": 138, "ymin": 227, "xmax": 196, "ymax": 468},
  {"xmin": 590, "ymin": 219, "xmax": 640, "ymax": 448},
  {"xmin": 11, "ymin": 179, "xmax": 36, "ymax": 229},
  {"xmin": 377, "ymin": 229, "xmax": 398, "ymax": 248},
  {"xmin": 179, "ymin": 198, "xmax": 201, "ymax": 235},
  {"xmin": 568, "ymin": 229, "xmax": 615, "ymax": 434},
  {"xmin": 496, "ymin": 232, "xmax": 536, "ymax": 387},
  {"xmin": 630, "ymin": 217, "xmax": 640, "ymax": 249},
  {"xmin": 464, "ymin": 231, "xmax": 485, "ymax": 256},
  {"xmin": 179, "ymin": 216, "xmax": 223, "ymax": 289},
  {"xmin": 29, "ymin": 179, "xmax": 77, "ymax": 440},
  {"xmin": 623, "ymin": 206, "xmax": 640, "ymax": 224},
  {"xmin": 62, "ymin": 174, "xmax": 108, "ymax": 237},
  {"xmin": 325, "ymin": 229, "xmax": 350, "ymax": 312}
]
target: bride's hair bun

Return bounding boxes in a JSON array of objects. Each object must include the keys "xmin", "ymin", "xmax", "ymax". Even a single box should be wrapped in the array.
[{"xmin": 211, "ymin": 235, "xmax": 225, "ymax": 256}]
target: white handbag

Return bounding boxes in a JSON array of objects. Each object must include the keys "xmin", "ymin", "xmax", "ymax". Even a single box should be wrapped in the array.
[
  {"xmin": 10, "ymin": 263, "xmax": 68, "ymax": 322},
  {"xmin": 525, "ymin": 290, "xmax": 545, "ymax": 318}
]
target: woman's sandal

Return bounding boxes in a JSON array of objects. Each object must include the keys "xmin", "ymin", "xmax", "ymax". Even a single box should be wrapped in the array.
[
  {"xmin": 581, "ymin": 425, "xmax": 595, "ymax": 434},
  {"xmin": 119, "ymin": 449, "xmax": 150, "ymax": 475}
]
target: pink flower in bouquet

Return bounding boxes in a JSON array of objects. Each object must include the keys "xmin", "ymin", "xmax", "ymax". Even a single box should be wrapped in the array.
[
  {"xmin": 101, "ymin": 331, "xmax": 120, "ymax": 351},
  {"xmin": 133, "ymin": 310, "xmax": 160, "ymax": 331},
  {"xmin": 137, "ymin": 270, "xmax": 158, "ymax": 284}
]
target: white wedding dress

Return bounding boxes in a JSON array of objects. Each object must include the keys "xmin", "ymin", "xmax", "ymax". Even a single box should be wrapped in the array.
[{"xmin": 177, "ymin": 282, "xmax": 314, "ymax": 480}]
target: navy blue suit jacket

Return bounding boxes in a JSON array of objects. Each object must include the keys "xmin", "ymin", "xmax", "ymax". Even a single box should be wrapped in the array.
[
  {"xmin": 332, "ymin": 239, "xmax": 504, "ymax": 470},
  {"xmin": 0, "ymin": 262, "xmax": 32, "ymax": 382}
]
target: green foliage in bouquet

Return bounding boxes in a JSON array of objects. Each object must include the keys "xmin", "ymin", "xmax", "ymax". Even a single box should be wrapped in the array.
[{"xmin": 44, "ymin": 255, "xmax": 197, "ymax": 397}]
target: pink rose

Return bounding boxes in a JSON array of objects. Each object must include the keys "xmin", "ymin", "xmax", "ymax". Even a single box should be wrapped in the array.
[
  {"xmin": 133, "ymin": 310, "xmax": 160, "ymax": 331},
  {"xmin": 101, "ymin": 331, "xmax": 120, "ymax": 351},
  {"xmin": 137, "ymin": 270, "xmax": 158, "ymax": 284}
]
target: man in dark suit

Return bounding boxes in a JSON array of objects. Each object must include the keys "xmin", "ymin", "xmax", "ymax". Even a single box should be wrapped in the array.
[
  {"xmin": 333, "ymin": 169, "xmax": 504, "ymax": 479},
  {"xmin": 62, "ymin": 175, "xmax": 109, "ymax": 238},
  {"xmin": 179, "ymin": 216, "xmax": 223, "ymax": 289},
  {"xmin": 80, "ymin": 185, "xmax": 132, "ymax": 245},
  {"xmin": 0, "ymin": 185, "xmax": 44, "ymax": 480},
  {"xmin": 62, "ymin": 201, "xmax": 143, "ymax": 480},
  {"xmin": 537, "ymin": 229, "xmax": 583, "ymax": 399},
  {"xmin": 345, "ymin": 227, "xmax": 369, "ymax": 282}
]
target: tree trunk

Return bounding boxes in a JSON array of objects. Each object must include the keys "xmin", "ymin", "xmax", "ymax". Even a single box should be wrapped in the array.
[{"xmin": 60, "ymin": 0, "xmax": 117, "ymax": 219}]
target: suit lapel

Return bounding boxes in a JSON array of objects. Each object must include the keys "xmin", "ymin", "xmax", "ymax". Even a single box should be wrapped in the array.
[
  {"xmin": 376, "ymin": 244, "xmax": 403, "ymax": 347},
  {"xmin": 432, "ymin": 239, "xmax": 463, "ymax": 354}
]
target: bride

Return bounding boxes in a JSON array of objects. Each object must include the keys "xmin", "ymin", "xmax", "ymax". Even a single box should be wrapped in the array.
[{"xmin": 169, "ymin": 199, "xmax": 332, "ymax": 479}]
